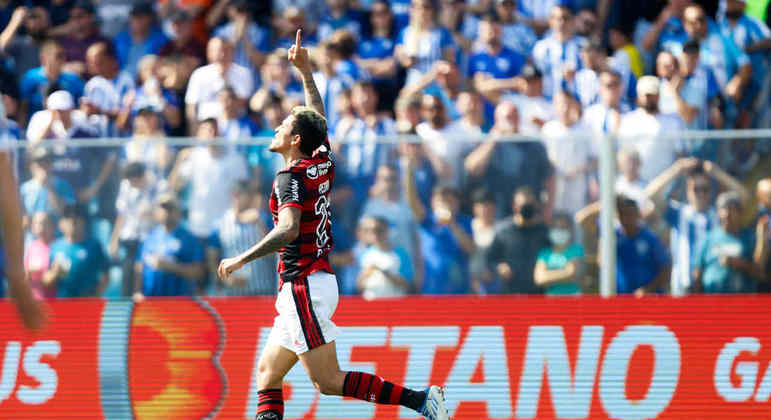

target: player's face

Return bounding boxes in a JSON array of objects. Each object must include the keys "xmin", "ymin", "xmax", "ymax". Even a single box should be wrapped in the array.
[{"xmin": 270, "ymin": 114, "xmax": 296, "ymax": 153}]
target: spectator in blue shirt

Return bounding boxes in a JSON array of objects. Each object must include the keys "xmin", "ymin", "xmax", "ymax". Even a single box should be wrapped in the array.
[
  {"xmin": 646, "ymin": 157, "xmax": 750, "ymax": 295},
  {"xmin": 19, "ymin": 39, "xmax": 85, "ymax": 120},
  {"xmin": 357, "ymin": 1, "xmax": 399, "ymax": 110},
  {"xmin": 494, "ymin": 0, "xmax": 538, "ymax": 59},
  {"xmin": 44, "ymin": 205, "xmax": 109, "ymax": 298},
  {"xmin": 469, "ymin": 13, "xmax": 527, "ymax": 101},
  {"xmin": 114, "ymin": 3, "xmax": 169, "ymax": 77},
  {"xmin": 394, "ymin": 0, "xmax": 457, "ymax": 85},
  {"xmin": 693, "ymin": 191, "xmax": 765, "ymax": 293},
  {"xmin": 20, "ymin": 147, "xmax": 76, "ymax": 220},
  {"xmin": 531, "ymin": 5, "xmax": 585, "ymax": 99},
  {"xmin": 213, "ymin": 86, "xmax": 260, "ymax": 154},
  {"xmin": 135, "ymin": 193, "xmax": 205, "ymax": 301},
  {"xmin": 356, "ymin": 216, "xmax": 414, "ymax": 299},
  {"xmin": 213, "ymin": 0, "xmax": 271, "ymax": 74},
  {"xmin": 615, "ymin": 195, "xmax": 671, "ymax": 296},
  {"xmin": 406, "ymin": 180, "xmax": 474, "ymax": 295},
  {"xmin": 319, "ymin": 0, "xmax": 365, "ymax": 41}
]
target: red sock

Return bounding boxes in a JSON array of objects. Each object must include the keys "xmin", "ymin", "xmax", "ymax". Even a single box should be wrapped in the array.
[
  {"xmin": 256, "ymin": 388, "xmax": 283, "ymax": 420},
  {"xmin": 342, "ymin": 371, "xmax": 425, "ymax": 410}
]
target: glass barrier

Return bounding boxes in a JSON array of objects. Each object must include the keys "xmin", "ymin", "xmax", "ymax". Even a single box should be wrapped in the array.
[{"xmin": 11, "ymin": 130, "xmax": 771, "ymax": 300}]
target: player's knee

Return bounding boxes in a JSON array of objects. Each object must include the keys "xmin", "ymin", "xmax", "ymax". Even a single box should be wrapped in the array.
[
  {"xmin": 308, "ymin": 373, "xmax": 341, "ymax": 395},
  {"xmin": 257, "ymin": 362, "xmax": 283, "ymax": 389}
]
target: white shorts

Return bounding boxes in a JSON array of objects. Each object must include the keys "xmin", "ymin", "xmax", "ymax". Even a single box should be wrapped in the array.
[{"xmin": 266, "ymin": 271, "xmax": 341, "ymax": 354}]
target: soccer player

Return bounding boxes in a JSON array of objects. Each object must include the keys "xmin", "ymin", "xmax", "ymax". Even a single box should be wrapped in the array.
[
  {"xmin": 1, "ymin": 103, "xmax": 44, "ymax": 330},
  {"xmin": 218, "ymin": 30, "xmax": 449, "ymax": 420}
]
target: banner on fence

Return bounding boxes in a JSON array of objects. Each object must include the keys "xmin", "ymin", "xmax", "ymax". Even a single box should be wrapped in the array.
[{"xmin": 1, "ymin": 296, "xmax": 770, "ymax": 419}]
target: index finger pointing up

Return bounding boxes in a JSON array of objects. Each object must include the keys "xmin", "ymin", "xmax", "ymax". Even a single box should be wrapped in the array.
[{"xmin": 296, "ymin": 29, "xmax": 302, "ymax": 48}]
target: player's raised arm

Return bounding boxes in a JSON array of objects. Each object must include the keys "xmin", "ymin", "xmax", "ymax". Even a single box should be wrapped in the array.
[{"xmin": 288, "ymin": 29, "xmax": 325, "ymax": 118}]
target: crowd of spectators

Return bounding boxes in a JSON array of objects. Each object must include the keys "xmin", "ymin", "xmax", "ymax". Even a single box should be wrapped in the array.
[{"xmin": 0, "ymin": 0, "xmax": 769, "ymax": 300}]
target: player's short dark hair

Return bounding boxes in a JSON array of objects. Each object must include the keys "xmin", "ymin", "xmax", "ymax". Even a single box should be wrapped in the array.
[
  {"xmin": 60, "ymin": 204, "xmax": 88, "ymax": 221},
  {"xmin": 291, "ymin": 107, "xmax": 327, "ymax": 156}
]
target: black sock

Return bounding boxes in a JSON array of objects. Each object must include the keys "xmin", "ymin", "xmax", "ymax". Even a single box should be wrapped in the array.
[{"xmin": 400, "ymin": 388, "xmax": 427, "ymax": 412}]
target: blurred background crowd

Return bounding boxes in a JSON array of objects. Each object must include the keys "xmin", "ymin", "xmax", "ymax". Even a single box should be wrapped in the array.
[{"xmin": 0, "ymin": 0, "xmax": 769, "ymax": 301}]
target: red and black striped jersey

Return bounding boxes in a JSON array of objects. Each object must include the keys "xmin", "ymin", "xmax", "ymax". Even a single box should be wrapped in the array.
[{"xmin": 269, "ymin": 151, "xmax": 334, "ymax": 286}]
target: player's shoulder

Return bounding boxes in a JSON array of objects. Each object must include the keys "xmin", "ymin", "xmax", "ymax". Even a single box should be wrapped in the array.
[{"xmin": 285, "ymin": 155, "xmax": 333, "ymax": 179}]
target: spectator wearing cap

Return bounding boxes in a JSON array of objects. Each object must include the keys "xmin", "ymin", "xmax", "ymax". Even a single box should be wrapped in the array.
[
  {"xmin": 135, "ymin": 193, "xmax": 205, "ymax": 300},
  {"xmin": 613, "ymin": 196, "xmax": 671, "ymax": 296},
  {"xmin": 494, "ymin": 0, "xmax": 538, "ymax": 59},
  {"xmin": 469, "ymin": 13, "xmax": 527, "ymax": 103},
  {"xmin": 0, "ymin": 5, "xmax": 51, "ymax": 77},
  {"xmin": 158, "ymin": 9, "xmax": 206, "ymax": 67},
  {"xmin": 44, "ymin": 205, "xmax": 109, "ymax": 297},
  {"xmin": 109, "ymin": 162, "xmax": 161, "ymax": 297},
  {"xmin": 582, "ymin": 69, "xmax": 631, "ymax": 143},
  {"xmin": 693, "ymin": 191, "xmax": 765, "ymax": 293},
  {"xmin": 531, "ymin": 5, "xmax": 585, "ymax": 100},
  {"xmin": 319, "ymin": 0, "xmax": 365, "ymax": 42},
  {"xmin": 617, "ymin": 75, "xmax": 686, "ymax": 182},
  {"xmin": 19, "ymin": 39, "xmax": 85, "ymax": 120},
  {"xmin": 465, "ymin": 100, "xmax": 554, "ymax": 218},
  {"xmin": 541, "ymin": 91, "xmax": 596, "ymax": 215},
  {"xmin": 357, "ymin": 1, "xmax": 399, "ymax": 110},
  {"xmin": 50, "ymin": 0, "xmax": 111, "ymax": 78},
  {"xmin": 185, "ymin": 37, "xmax": 254, "ymax": 131},
  {"xmin": 118, "ymin": 54, "xmax": 181, "ymax": 134},
  {"xmin": 20, "ymin": 147, "xmax": 76, "ymax": 219},
  {"xmin": 168, "ymin": 118, "xmax": 248, "ymax": 240},
  {"xmin": 394, "ymin": 0, "xmax": 457, "ymax": 86},
  {"xmin": 207, "ymin": 180, "xmax": 276, "ymax": 296},
  {"xmin": 659, "ymin": 43, "xmax": 722, "ymax": 136},
  {"xmin": 24, "ymin": 211, "xmax": 58, "ymax": 299},
  {"xmin": 646, "ymin": 157, "xmax": 750, "ymax": 295},
  {"xmin": 499, "ymin": 63, "xmax": 553, "ymax": 137},
  {"xmin": 212, "ymin": 0, "xmax": 271, "ymax": 72},
  {"xmin": 114, "ymin": 2, "xmax": 169, "ymax": 77},
  {"xmin": 26, "ymin": 90, "xmax": 116, "ymax": 210}
]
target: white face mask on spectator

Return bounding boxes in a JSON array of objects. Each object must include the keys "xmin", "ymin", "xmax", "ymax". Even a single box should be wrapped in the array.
[{"xmin": 549, "ymin": 228, "xmax": 571, "ymax": 246}]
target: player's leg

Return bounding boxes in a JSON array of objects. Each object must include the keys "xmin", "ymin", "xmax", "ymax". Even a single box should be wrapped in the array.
[
  {"xmin": 298, "ymin": 341, "xmax": 448, "ymax": 419},
  {"xmin": 254, "ymin": 342, "xmax": 298, "ymax": 420}
]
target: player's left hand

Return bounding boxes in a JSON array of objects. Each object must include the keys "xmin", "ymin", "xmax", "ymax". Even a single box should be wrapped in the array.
[{"xmin": 218, "ymin": 257, "xmax": 245, "ymax": 281}]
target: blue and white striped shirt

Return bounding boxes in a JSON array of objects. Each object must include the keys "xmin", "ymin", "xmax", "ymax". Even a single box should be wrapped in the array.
[
  {"xmin": 531, "ymin": 35, "xmax": 585, "ymax": 99},
  {"xmin": 397, "ymin": 26, "xmax": 457, "ymax": 85},
  {"xmin": 666, "ymin": 201, "xmax": 718, "ymax": 295},
  {"xmin": 718, "ymin": 15, "xmax": 771, "ymax": 86}
]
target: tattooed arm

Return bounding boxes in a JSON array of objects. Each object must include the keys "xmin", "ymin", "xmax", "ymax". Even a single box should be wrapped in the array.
[
  {"xmin": 217, "ymin": 206, "xmax": 301, "ymax": 279},
  {"xmin": 288, "ymin": 29, "xmax": 326, "ymax": 118}
]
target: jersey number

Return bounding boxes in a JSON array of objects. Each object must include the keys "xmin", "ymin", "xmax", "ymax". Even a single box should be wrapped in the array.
[{"xmin": 314, "ymin": 195, "xmax": 330, "ymax": 250}]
